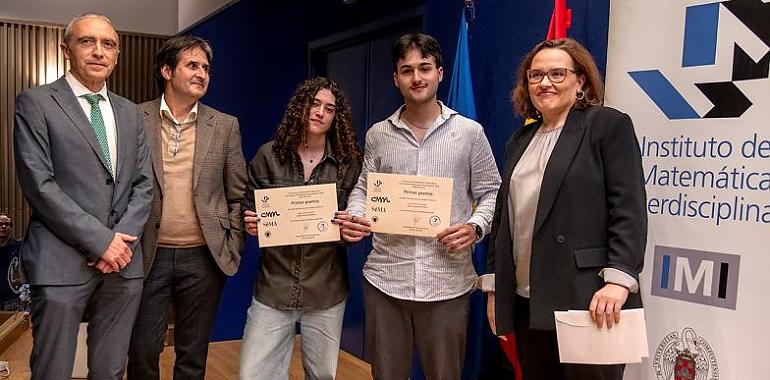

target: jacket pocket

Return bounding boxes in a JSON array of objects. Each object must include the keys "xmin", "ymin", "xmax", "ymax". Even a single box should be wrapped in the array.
[
  {"xmin": 219, "ymin": 217, "xmax": 231, "ymax": 230},
  {"xmin": 573, "ymin": 247, "xmax": 608, "ymax": 268}
]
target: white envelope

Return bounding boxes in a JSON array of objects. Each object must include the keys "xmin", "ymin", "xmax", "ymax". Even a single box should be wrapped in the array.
[{"xmin": 554, "ymin": 308, "xmax": 649, "ymax": 364}]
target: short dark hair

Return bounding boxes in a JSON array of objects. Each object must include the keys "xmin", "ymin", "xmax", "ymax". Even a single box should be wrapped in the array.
[
  {"xmin": 154, "ymin": 35, "xmax": 213, "ymax": 92},
  {"xmin": 391, "ymin": 33, "xmax": 442, "ymax": 72}
]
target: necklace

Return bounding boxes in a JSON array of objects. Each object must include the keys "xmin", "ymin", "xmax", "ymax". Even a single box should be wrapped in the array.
[{"xmin": 300, "ymin": 144, "xmax": 325, "ymax": 164}]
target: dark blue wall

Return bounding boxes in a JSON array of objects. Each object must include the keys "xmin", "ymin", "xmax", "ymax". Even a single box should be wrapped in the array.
[
  {"xmin": 189, "ymin": 0, "xmax": 435, "ymax": 341},
  {"xmin": 189, "ymin": 0, "xmax": 610, "ymax": 369},
  {"xmin": 469, "ymin": 0, "xmax": 610, "ymax": 165}
]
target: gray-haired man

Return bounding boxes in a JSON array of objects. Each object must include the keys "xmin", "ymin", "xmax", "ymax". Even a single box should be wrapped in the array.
[{"xmin": 14, "ymin": 13, "xmax": 153, "ymax": 379}]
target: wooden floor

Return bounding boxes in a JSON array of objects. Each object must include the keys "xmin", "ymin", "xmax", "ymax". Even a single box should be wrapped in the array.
[{"xmin": 0, "ymin": 330, "xmax": 372, "ymax": 379}]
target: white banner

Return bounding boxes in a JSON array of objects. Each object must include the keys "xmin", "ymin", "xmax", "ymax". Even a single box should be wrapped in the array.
[{"xmin": 606, "ymin": 1, "xmax": 770, "ymax": 379}]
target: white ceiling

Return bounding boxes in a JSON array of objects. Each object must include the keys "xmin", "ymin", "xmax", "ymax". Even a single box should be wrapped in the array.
[{"xmin": 0, "ymin": 0, "xmax": 236, "ymax": 36}]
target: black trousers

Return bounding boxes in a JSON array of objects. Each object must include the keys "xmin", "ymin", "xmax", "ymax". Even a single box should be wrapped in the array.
[
  {"xmin": 127, "ymin": 246, "xmax": 226, "ymax": 380},
  {"xmin": 29, "ymin": 273, "xmax": 142, "ymax": 380},
  {"xmin": 363, "ymin": 279, "xmax": 470, "ymax": 380},
  {"xmin": 514, "ymin": 296, "xmax": 625, "ymax": 380}
]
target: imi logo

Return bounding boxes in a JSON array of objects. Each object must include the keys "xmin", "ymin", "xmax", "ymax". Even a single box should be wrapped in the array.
[
  {"xmin": 651, "ymin": 246, "xmax": 740, "ymax": 309},
  {"xmin": 630, "ymin": 1, "xmax": 769, "ymax": 119}
]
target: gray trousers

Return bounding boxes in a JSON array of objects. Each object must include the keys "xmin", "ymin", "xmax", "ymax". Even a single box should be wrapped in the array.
[
  {"xmin": 363, "ymin": 279, "xmax": 470, "ymax": 380},
  {"xmin": 29, "ymin": 273, "xmax": 143, "ymax": 380}
]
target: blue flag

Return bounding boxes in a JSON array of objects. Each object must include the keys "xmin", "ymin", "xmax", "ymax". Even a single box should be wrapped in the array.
[
  {"xmin": 447, "ymin": 11, "xmax": 477, "ymax": 120},
  {"xmin": 446, "ymin": 9, "xmax": 487, "ymax": 380}
]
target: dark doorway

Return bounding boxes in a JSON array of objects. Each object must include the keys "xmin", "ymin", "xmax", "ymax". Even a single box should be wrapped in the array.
[{"xmin": 308, "ymin": 12, "xmax": 422, "ymax": 360}]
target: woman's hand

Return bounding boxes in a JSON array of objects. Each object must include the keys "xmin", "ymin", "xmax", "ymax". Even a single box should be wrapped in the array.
[
  {"xmin": 487, "ymin": 291, "xmax": 497, "ymax": 334},
  {"xmin": 486, "ymin": 292, "xmax": 507, "ymax": 340},
  {"xmin": 589, "ymin": 283, "xmax": 629, "ymax": 329},
  {"xmin": 335, "ymin": 212, "xmax": 371, "ymax": 243},
  {"xmin": 243, "ymin": 210, "xmax": 260, "ymax": 237},
  {"xmin": 331, "ymin": 210, "xmax": 351, "ymax": 225}
]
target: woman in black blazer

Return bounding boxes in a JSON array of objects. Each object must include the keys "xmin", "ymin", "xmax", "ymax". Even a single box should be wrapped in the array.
[{"xmin": 485, "ymin": 38, "xmax": 647, "ymax": 379}]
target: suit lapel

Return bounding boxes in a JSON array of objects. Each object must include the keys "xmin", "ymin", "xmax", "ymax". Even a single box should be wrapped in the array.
[
  {"xmin": 533, "ymin": 108, "xmax": 588, "ymax": 235},
  {"xmin": 50, "ymin": 78, "xmax": 112, "ymax": 175},
  {"xmin": 143, "ymin": 99, "xmax": 165, "ymax": 195},
  {"xmin": 193, "ymin": 104, "xmax": 214, "ymax": 188}
]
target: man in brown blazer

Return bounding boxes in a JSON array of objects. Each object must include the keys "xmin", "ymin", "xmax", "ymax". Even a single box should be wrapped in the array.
[{"xmin": 127, "ymin": 35, "xmax": 247, "ymax": 380}]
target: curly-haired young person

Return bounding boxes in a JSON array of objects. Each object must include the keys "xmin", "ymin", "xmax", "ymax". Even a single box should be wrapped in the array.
[{"xmin": 239, "ymin": 77, "xmax": 362, "ymax": 380}]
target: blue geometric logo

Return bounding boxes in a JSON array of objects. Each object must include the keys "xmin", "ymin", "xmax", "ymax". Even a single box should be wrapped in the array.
[{"xmin": 630, "ymin": 1, "xmax": 770, "ymax": 119}]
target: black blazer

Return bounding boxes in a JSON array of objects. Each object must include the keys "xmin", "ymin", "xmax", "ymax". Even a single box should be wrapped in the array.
[{"xmin": 487, "ymin": 106, "xmax": 647, "ymax": 332}]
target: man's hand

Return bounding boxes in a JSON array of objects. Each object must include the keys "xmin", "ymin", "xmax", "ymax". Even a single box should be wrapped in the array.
[
  {"xmin": 589, "ymin": 283, "xmax": 630, "ymax": 329},
  {"xmin": 436, "ymin": 223, "xmax": 476, "ymax": 252},
  {"xmin": 335, "ymin": 212, "xmax": 371, "ymax": 243},
  {"xmin": 88, "ymin": 259, "xmax": 119, "ymax": 273},
  {"xmin": 244, "ymin": 210, "xmax": 260, "ymax": 237},
  {"xmin": 99, "ymin": 232, "xmax": 136, "ymax": 271}
]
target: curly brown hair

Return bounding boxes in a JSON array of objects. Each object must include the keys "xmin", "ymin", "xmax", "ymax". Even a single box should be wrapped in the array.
[
  {"xmin": 273, "ymin": 77, "xmax": 362, "ymax": 166},
  {"xmin": 511, "ymin": 38, "xmax": 604, "ymax": 119}
]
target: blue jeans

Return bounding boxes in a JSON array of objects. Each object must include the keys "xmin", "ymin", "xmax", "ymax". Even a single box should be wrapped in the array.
[{"xmin": 239, "ymin": 297, "xmax": 346, "ymax": 380}]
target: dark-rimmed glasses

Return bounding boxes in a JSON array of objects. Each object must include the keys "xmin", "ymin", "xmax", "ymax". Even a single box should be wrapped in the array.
[{"xmin": 526, "ymin": 68, "xmax": 577, "ymax": 84}]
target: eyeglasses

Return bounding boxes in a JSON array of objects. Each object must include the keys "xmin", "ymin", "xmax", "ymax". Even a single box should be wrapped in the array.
[
  {"xmin": 526, "ymin": 68, "xmax": 577, "ymax": 84},
  {"xmin": 74, "ymin": 37, "xmax": 119, "ymax": 52}
]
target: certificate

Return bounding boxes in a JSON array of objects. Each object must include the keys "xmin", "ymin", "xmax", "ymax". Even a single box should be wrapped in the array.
[
  {"xmin": 366, "ymin": 173, "xmax": 453, "ymax": 237},
  {"xmin": 254, "ymin": 183, "xmax": 339, "ymax": 248}
]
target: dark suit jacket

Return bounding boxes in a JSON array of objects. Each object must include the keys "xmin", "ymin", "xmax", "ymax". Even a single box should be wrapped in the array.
[
  {"xmin": 14, "ymin": 77, "xmax": 153, "ymax": 285},
  {"xmin": 487, "ymin": 106, "xmax": 647, "ymax": 332},
  {"xmin": 140, "ymin": 99, "xmax": 247, "ymax": 276}
]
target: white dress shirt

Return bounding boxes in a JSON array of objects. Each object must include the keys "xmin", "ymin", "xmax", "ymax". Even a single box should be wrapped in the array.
[{"xmin": 64, "ymin": 71, "xmax": 117, "ymax": 173}]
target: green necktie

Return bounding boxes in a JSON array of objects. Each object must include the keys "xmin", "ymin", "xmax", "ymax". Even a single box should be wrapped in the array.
[{"xmin": 82, "ymin": 93, "xmax": 113, "ymax": 175}]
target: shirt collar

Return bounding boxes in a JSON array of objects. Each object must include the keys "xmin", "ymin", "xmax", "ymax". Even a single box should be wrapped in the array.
[
  {"xmin": 160, "ymin": 94, "xmax": 198, "ymax": 125},
  {"xmin": 387, "ymin": 100, "xmax": 457, "ymax": 130},
  {"xmin": 65, "ymin": 71, "xmax": 109, "ymax": 101},
  {"xmin": 323, "ymin": 137, "xmax": 339, "ymax": 164}
]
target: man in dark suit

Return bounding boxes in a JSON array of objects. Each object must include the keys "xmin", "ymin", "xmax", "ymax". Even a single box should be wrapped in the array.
[
  {"xmin": 127, "ymin": 35, "xmax": 247, "ymax": 380},
  {"xmin": 13, "ymin": 13, "xmax": 153, "ymax": 380}
]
